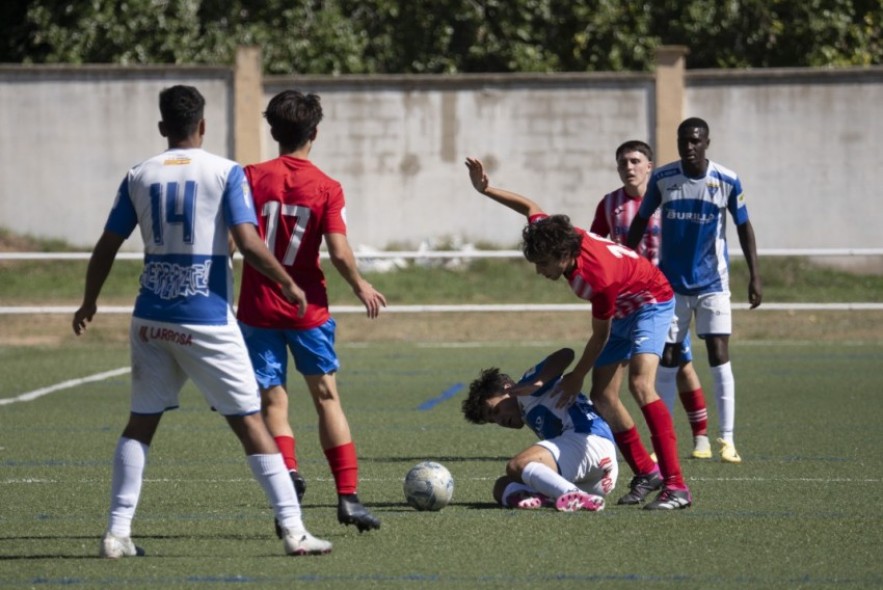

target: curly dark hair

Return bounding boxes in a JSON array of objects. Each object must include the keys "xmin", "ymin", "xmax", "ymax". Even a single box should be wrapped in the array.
[
  {"xmin": 158, "ymin": 85, "xmax": 205, "ymax": 138},
  {"xmin": 461, "ymin": 367, "xmax": 508, "ymax": 425},
  {"xmin": 521, "ymin": 214, "xmax": 582, "ymax": 264},
  {"xmin": 264, "ymin": 90, "xmax": 323, "ymax": 150}
]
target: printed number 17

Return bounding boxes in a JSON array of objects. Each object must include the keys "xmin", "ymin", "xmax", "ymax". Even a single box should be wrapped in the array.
[{"xmin": 262, "ymin": 202, "xmax": 312, "ymax": 265}]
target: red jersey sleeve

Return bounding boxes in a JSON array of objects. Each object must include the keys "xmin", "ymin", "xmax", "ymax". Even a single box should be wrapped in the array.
[
  {"xmin": 322, "ymin": 183, "xmax": 347, "ymax": 235},
  {"xmin": 589, "ymin": 198, "xmax": 610, "ymax": 237}
]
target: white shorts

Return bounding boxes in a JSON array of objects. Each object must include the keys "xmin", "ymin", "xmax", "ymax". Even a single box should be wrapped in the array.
[
  {"xmin": 667, "ymin": 291, "xmax": 732, "ymax": 343},
  {"xmin": 129, "ymin": 316, "xmax": 261, "ymax": 417},
  {"xmin": 536, "ymin": 433, "xmax": 618, "ymax": 497}
]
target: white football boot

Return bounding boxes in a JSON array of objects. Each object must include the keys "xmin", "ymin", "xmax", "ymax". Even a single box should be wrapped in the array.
[{"xmin": 282, "ymin": 529, "xmax": 333, "ymax": 556}]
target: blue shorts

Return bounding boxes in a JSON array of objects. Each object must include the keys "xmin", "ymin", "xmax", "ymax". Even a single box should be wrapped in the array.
[
  {"xmin": 239, "ymin": 318, "xmax": 340, "ymax": 389},
  {"xmin": 679, "ymin": 332, "xmax": 693, "ymax": 363},
  {"xmin": 595, "ymin": 299, "xmax": 675, "ymax": 367}
]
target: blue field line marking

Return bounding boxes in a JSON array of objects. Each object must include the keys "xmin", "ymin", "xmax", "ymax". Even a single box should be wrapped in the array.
[{"xmin": 418, "ymin": 383, "xmax": 464, "ymax": 411}]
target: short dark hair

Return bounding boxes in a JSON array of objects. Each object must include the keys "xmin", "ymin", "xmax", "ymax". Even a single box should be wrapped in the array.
[
  {"xmin": 462, "ymin": 367, "xmax": 507, "ymax": 424},
  {"xmin": 521, "ymin": 215, "xmax": 582, "ymax": 265},
  {"xmin": 615, "ymin": 140, "xmax": 653, "ymax": 162},
  {"xmin": 678, "ymin": 117, "xmax": 710, "ymax": 136},
  {"xmin": 158, "ymin": 85, "xmax": 205, "ymax": 138},
  {"xmin": 264, "ymin": 90, "xmax": 323, "ymax": 149}
]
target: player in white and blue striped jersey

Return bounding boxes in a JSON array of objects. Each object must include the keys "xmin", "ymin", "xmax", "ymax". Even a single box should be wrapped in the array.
[
  {"xmin": 72, "ymin": 85, "xmax": 331, "ymax": 558},
  {"xmin": 627, "ymin": 117, "xmax": 763, "ymax": 464},
  {"xmin": 462, "ymin": 348, "xmax": 618, "ymax": 512}
]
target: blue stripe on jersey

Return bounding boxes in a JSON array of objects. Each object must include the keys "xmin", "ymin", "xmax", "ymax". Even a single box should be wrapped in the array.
[
  {"xmin": 223, "ymin": 165, "xmax": 257, "ymax": 227},
  {"xmin": 105, "ymin": 177, "xmax": 139, "ymax": 238},
  {"xmin": 569, "ymin": 396, "xmax": 614, "ymax": 442},
  {"xmin": 133, "ymin": 253, "xmax": 230, "ymax": 324},
  {"xmin": 524, "ymin": 405, "xmax": 565, "ymax": 440},
  {"xmin": 517, "ymin": 358, "xmax": 613, "ymax": 442}
]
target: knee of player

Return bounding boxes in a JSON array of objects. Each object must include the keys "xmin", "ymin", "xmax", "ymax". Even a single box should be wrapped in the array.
[{"xmin": 505, "ymin": 457, "xmax": 529, "ymax": 479}]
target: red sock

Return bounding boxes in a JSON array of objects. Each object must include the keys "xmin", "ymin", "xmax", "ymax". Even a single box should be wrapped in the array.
[
  {"xmin": 324, "ymin": 442, "xmax": 358, "ymax": 495},
  {"xmin": 613, "ymin": 426, "xmax": 657, "ymax": 476},
  {"xmin": 679, "ymin": 388, "xmax": 708, "ymax": 437},
  {"xmin": 273, "ymin": 436, "xmax": 298, "ymax": 471},
  {"xmin": 642, "ymin": 399, "xmax": 686, "ymax": 489}
]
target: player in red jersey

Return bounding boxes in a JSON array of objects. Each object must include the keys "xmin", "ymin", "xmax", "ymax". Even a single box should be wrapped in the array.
[
  {"xmin": 237, "ymin": 90, "xmax": 386, "ymax": 532},
  {"xmin": 592, "ymin": 140, "xmax": 711, "ymax": 459},
  {"xmin": 465, "ymin": 156, "xmax": 691, "ymax": 510}
]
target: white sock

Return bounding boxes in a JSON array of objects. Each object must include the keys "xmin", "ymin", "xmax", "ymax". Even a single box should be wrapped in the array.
[
  {"xmin": 107, "ymin": 437, "xmax": 148, "ymax": 538},
  {"xmin": 521, "ymin": 462, "xmax": 575, "ymax": 500},
  {"xmin": 247, "ymin": 453, "xmax": 304, "ymax": 534},
  {"xmin": 655, "ymin": 365, "xmax": 679, "ymax": 415},
  {"xmin": 711, "ymin": 362, "xmax": 736, "ymax": 443},
  {"xmin": 501, "ymin": 482, "xmax": 536, "ymax": 507}
]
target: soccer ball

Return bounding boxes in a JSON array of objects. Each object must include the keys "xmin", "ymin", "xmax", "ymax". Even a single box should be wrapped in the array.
[{"xmin": 403, "ymin": 461, "xmax": 454, "ymax": 511}]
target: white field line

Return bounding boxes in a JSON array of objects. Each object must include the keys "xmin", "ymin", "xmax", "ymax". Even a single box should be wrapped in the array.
[
  {"xmin": 3, "ymin": 302, "xmax": 883, "ymax": 315},
  {"xmin": 2, "ymin": 475, "xmax": 880, "ymax": 485},
  {"xmin": 0, "ymin": 367, "xmax": 130, "ymax": 406}
]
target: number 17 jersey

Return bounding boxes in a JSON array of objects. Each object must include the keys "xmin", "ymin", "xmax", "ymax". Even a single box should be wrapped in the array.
[{"xmin": 237, "ymin": 155, "xmax": 348, "ymax": 330}]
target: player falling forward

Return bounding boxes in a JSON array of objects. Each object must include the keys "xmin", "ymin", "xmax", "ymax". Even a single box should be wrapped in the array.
[
  {"xmin": 465, "ymin": 156, "xmax": 691, "ymax": 510},
  {"xmin": 462, "ymin": 347, "xmax": 618, "ymax": 512},
  {"xmin": 73, "ymin": 85, "xmax": 331, "ymax": 557}
]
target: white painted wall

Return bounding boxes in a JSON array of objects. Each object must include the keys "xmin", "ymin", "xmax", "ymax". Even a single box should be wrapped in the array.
[{"xmin": 1, "ymin": 66, "xmax": 880, "ymax": 253}]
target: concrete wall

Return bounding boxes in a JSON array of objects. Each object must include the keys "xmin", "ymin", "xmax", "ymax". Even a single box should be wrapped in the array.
[
  {"xmin": 263, "ymin": 74, "xmax": 654, "ymax": 249},
  {"xmin": 0, "ymin": 66, "xmax": 232, "ymax": 252},
  {"xmin": 0, "ymin": 60, "xmax": 880, "ymax": 252},
  {"xmin": 686, "ymin": 68, "xmax": 883, "ymax": 250}
]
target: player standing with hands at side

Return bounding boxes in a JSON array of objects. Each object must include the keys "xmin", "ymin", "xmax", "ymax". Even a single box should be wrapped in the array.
[
  {"xmin": 73, "ymin": 85, "xmax": 332, "ymax": 558},
  {"xmin": 237, "ymin": 90, "xmax": 386, "ymax": 533},
  {"xmin": 627, "ymin": 118, "xmax": 762, "ymax": 463},
  {"xmin": 465, "ymin": 157, "xmax": 692, "ymax": 510},
  {"xmin": 592, "ymin": 140, "xmax": 712, "ymax": 459}
]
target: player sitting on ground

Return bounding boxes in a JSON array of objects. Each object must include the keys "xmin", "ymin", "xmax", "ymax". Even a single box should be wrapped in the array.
[{"xmin": 462, "ymin": 347, "xmax": 618, "ymax": 511}]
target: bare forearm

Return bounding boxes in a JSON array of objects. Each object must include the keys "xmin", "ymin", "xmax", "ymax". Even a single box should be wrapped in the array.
[
  {"xmin": 232, "ymin": 224, "xmax": 293, "ymax": 287},
  {"xmin": 81, "ymin": 232, "xmax": 123, "ymax": 306},
  {"xmin": 481, "ymin": 186, "xmax": 541, "ymax": 217},
  {"xmin": 573, "ymin": 320, "xmax": 611, "ymax": 378},
  {"xmin": 737, "ymin": 222, "xmax": 760, "ymax": 279}
]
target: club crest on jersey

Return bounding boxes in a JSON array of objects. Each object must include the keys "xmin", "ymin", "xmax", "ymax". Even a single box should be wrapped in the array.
[
  {"xmin": 138, "ymin": 325, "xmax": 193, "ymax": 346},
  {"xmin": 706, "ymin": 181, "xmax": 720, "ymax": 197}
]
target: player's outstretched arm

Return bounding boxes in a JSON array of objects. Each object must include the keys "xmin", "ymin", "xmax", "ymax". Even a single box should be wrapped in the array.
[
  {"xmin": 326, "ymin": 232, "xmax": 387, "ymax": 319},
  {"xmin": 465, "ymin": 157, "xmax": 544, "ymax": 218},
  {"xmin": 72, "ymin": 230, "xmax": 125, "ymax": 336},
  {"xmin": 737, "ymin": 220, "xmax": 763, "ymax": 309},
  {"xmin": 554, "ymin": 317, "xmax": 612, "ymax": 408},
  {"xmin": 231, "ymin": 222, "xmax": 308, "ymax": 316}
]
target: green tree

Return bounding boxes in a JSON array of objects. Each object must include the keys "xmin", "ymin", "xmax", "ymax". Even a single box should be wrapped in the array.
[{"xmin": 1, "ymin": 0, "xmax": 880, "ymax": 72}]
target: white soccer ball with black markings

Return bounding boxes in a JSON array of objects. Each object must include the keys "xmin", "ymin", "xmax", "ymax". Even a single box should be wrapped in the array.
[{"xmin": 403, "ymin": 461, "xmax": 454, "ymax": 511}]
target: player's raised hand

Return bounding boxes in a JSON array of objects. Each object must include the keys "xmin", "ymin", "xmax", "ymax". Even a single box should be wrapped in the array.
[
  {"xmin": 72, "ymin": 303, "xmax": 97, "ymax": 336},
  {"xmin": 355, "ymin": 282, "xmax": 387, "ymax": 319},
  {"xmin": 465, "ymin": 157, "xmax": 489, "ymax": 194}
]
